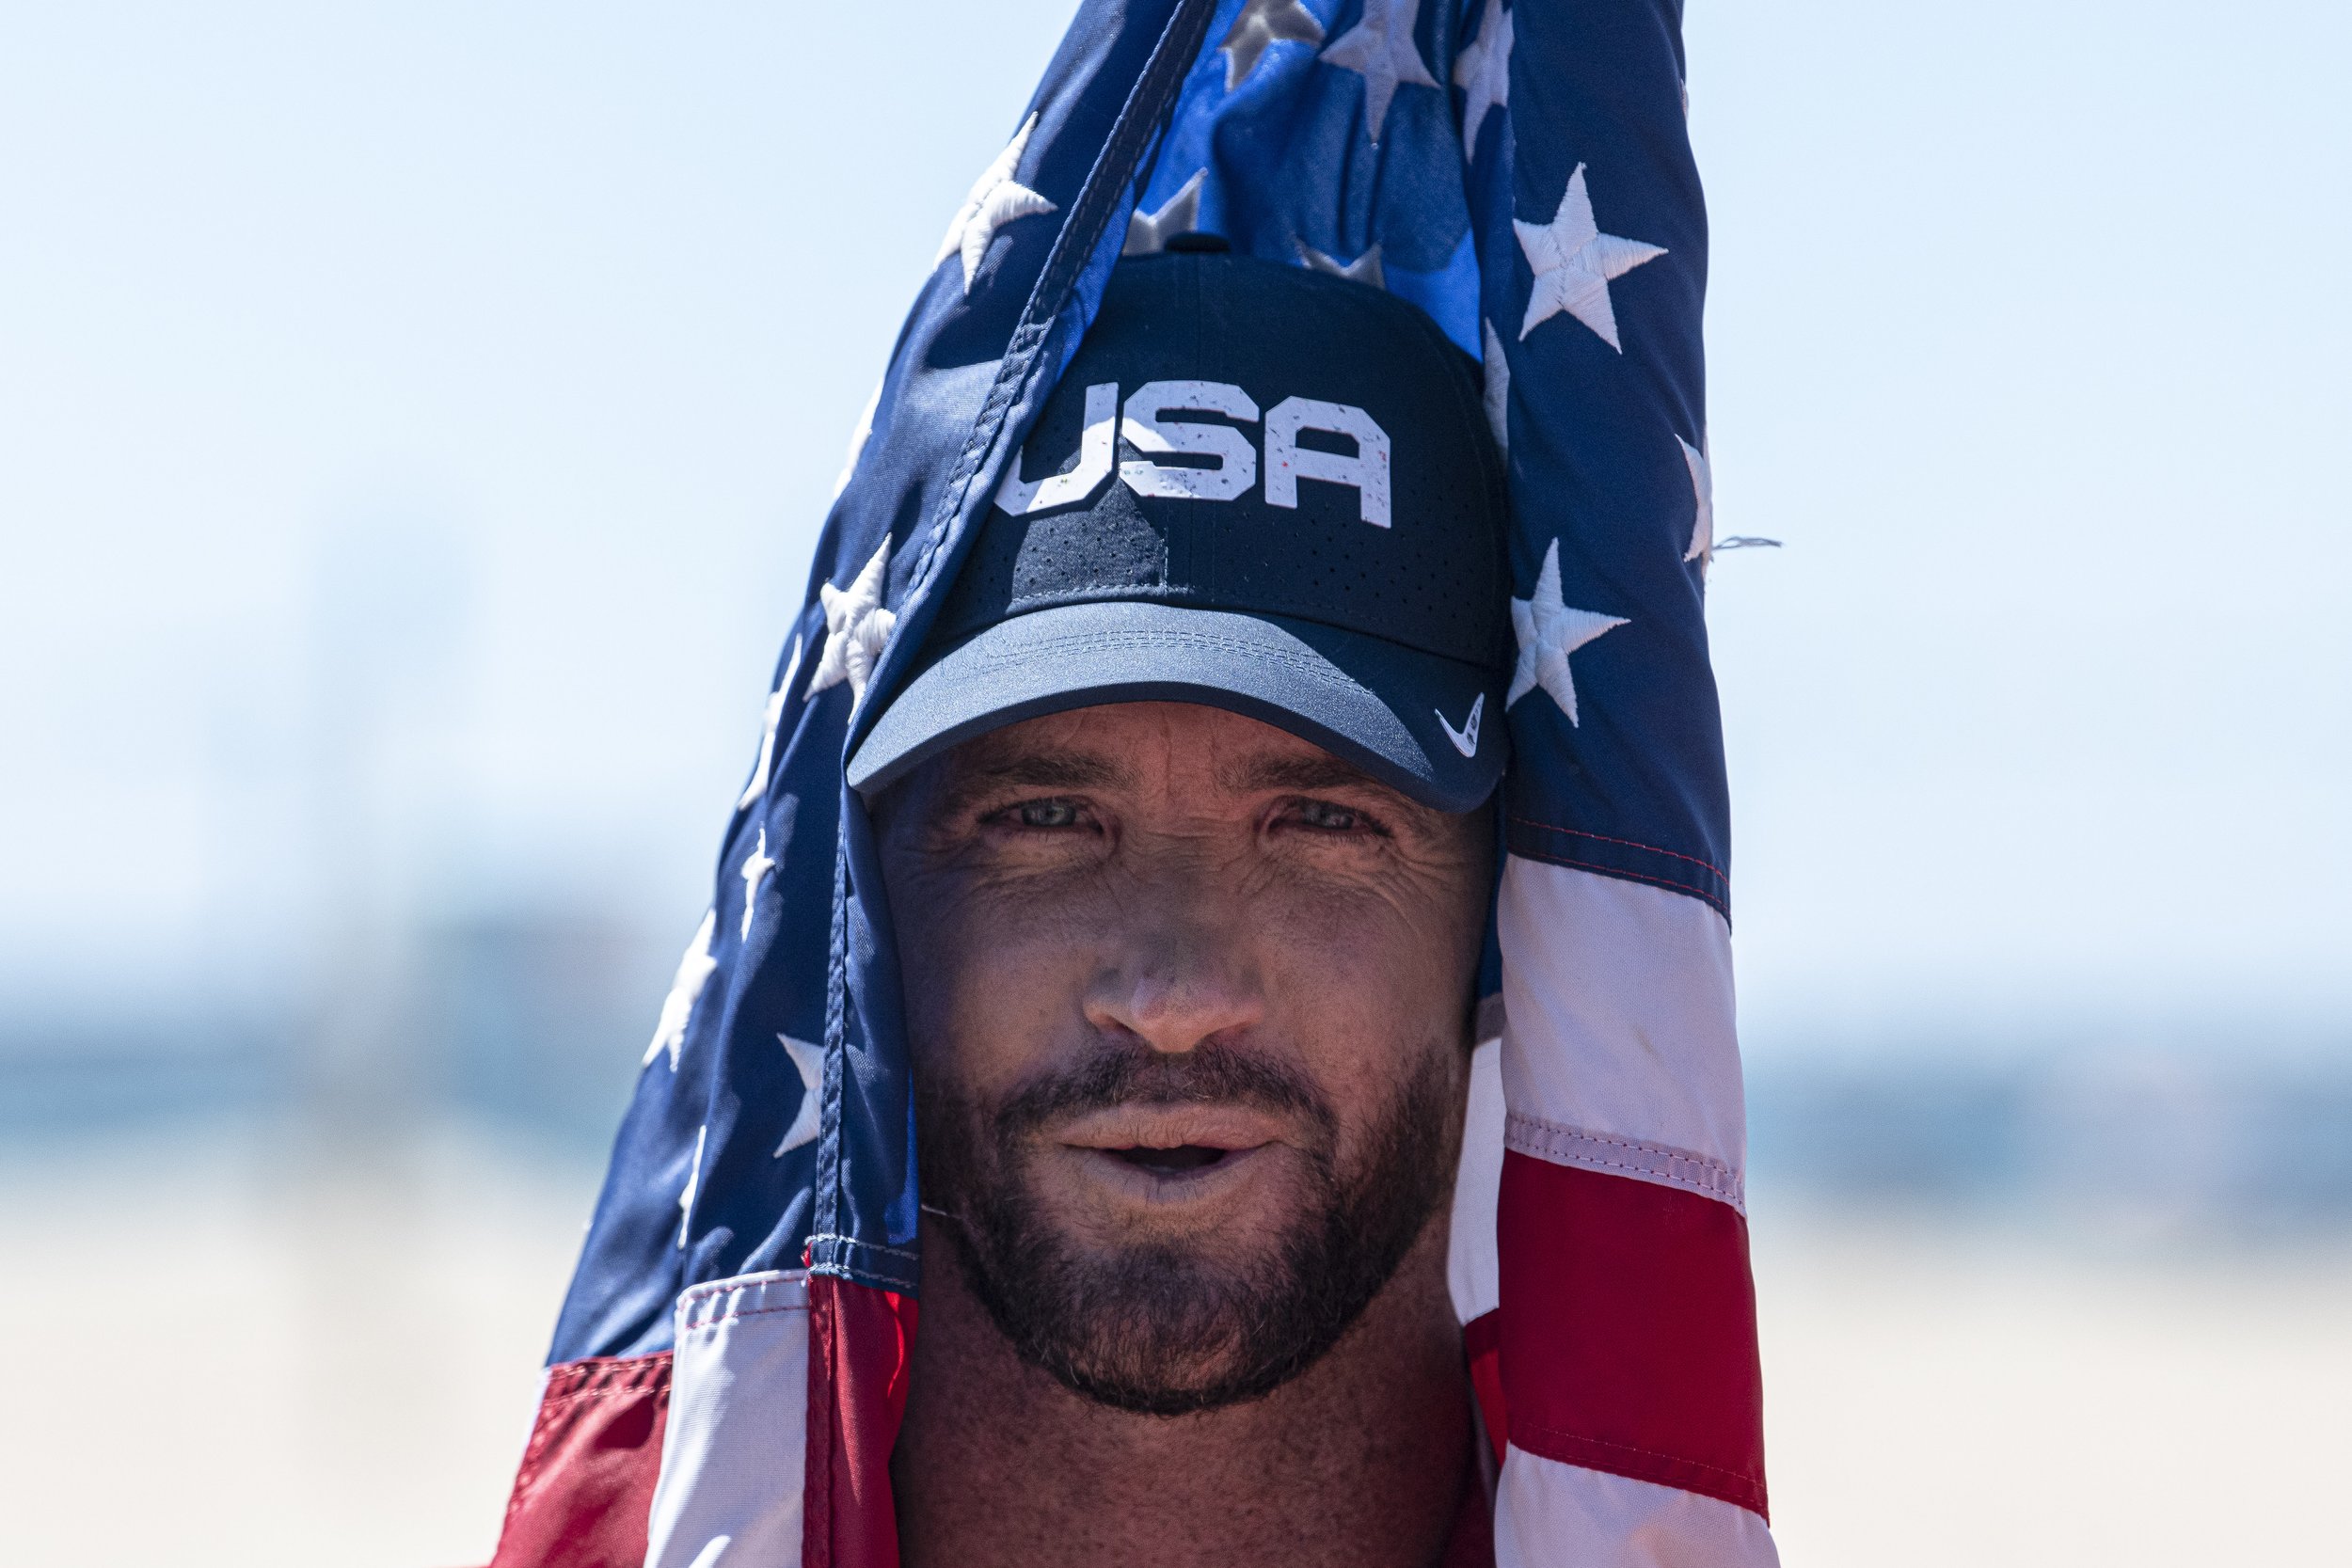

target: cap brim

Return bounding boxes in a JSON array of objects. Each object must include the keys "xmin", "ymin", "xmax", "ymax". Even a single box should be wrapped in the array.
[{"xmin": 847, "ymin": 601, "xmax": 1506, "ymax": 813}]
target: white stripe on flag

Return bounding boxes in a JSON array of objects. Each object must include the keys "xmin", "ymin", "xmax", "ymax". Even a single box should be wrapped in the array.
[
  {"xmin": 644, "ymin": 1270, "xmax": 812, "ymax": 1568},
  {"xmin": 1446, "ymin": 1036, "xmax": 1506, "ymax": 1326},
  {"xmin": 1493, "ymin": 1446, "xmax": 1782, "ymax": 1568},
  {"xmin": 1496, "ymin": 856, "xmax": 1746, "ymax": 1181}
]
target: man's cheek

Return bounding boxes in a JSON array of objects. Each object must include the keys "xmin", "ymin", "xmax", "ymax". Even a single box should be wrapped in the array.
[
  {"xmin": 931, "ymin": 927, "xmax": 1089, "ymax": 1086},
  {"xmin": 1264, "ymin": 905, "xmax": 1439, "ymax": 1034}
]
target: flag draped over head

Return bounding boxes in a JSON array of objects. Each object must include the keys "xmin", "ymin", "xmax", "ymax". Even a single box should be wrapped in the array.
[{"xmin": 486, "ymin": 2, "xmax": 1773, "ymax": 1564}]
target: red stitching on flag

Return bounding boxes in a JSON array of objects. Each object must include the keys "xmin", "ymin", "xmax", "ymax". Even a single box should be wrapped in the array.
[
  {"xmin": 1502, "ymin": 835, "xmax": 1730, "ymax": 918},
  {"xmin": 678, "ymin": 1301, "xmax": 810, "ymax": 1327},
  {"xmin": 675, "ymin": 1271, "xmax": 810, "ymax": 1307},
  {"xmin": 1505, "ymin": 817, "xmax": 1729, "ymax": 883}
]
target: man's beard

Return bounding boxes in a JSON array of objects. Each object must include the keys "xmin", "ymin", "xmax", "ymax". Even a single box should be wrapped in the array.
[{"xmin": 918, "ymin": 1041, "xmax": 1459, "ymax": 1418}]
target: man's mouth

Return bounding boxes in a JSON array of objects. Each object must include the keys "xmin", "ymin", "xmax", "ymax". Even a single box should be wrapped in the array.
[
  {"xmin": 1106, "ymin": 1144, "xmax": 1235, "ymax": 1176},
  {"xmin": 1049, "ymin": 1105, "xmax": 1293, "ymax": 1197},
  {"xmin": 1059, "ymin": 1107, "xmax": 1284, "ymax": 1172}
]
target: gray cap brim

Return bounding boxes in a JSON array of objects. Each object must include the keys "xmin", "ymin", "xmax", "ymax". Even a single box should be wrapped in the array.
[{"xmin": 847, "ymin": 601, "xmax": 1506, "ymax": 812}]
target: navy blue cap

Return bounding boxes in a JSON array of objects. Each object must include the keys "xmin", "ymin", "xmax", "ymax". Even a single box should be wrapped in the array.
[{"xmin": 848, "ymin": 245, "xmax": 1513, "ymax": 812}]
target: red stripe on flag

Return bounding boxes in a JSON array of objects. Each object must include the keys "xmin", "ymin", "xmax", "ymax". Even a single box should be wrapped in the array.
[
  {"xmin": 488, "ymin": 1352, "xmax": 672, "ymax": 1568},
  {"xmin": 1463, "ymin": 1307, "xmax": 1506, "ymax": 1465},
  {"xmin": 803, "ymin": 1275, "xmax": 921, "ymax": 1568},
  {"xmin": 1497, "ymin": 1151, "xmax": 1768, "ymax": 1519}
]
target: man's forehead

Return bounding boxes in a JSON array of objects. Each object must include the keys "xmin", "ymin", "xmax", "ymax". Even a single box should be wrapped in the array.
[{"xmin": 942, "ymin": 702, "xmax": 1393, "ymax": 799}]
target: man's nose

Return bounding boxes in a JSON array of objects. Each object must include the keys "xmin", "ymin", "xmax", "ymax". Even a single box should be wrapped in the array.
[{"xmin": 1084, "ymin": 919, "xmax": 1264, "ymax": 1055}]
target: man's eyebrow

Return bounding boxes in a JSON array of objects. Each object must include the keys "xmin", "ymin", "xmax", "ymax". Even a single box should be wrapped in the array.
[
  {"xmin": 1223, "ymin": 752, "xmax": 1390, "ymax": 797},
  {"xmin": 947, "ymin": 750, "xmax": 1130, "ymax": 800}
]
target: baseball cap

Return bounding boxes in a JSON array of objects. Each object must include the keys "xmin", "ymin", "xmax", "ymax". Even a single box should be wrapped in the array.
[{"xmin": 847, "ymin": 241, "xmax": 1514, "ymax": 813}]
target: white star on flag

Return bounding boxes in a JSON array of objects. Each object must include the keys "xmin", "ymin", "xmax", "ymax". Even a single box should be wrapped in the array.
[
  {"xmin": 1514, "ymin": 163, "xmax": 1666, "ymax": 351},
  {"xmin": 774, "ymin": 1034, "xmax": 824, "ymax": 1157},
  {"xmin": 737, "ymin": 635, "xmax": 803, "ymax": 811},
  {"xmin": 936, "ymin": 114, "xmax": 1057, "ymax": 293},
  {"xmin": 1509, "ymin": 538, "xmax": 1628, "ymax": 726},
  {"xmin": 644, "ymin": 909, "xmax": 719, "ymax": 1070},
  {"xmin": 1220, "ymin": 0, "xmax": 1324, "ymax": 88},
  {"xmin": 1678, "ymin": 432, "xmax": 1714, "ymax": 571},
  {"xmin": 1482, "ymin": 319, "xmax": 1511, "ymax": 455},
  {"xmin": 1125, "ymin": 169, "xmax": 1206, "ymax": 254},
  {"xmin": 1454, "ymin": 0, "xmax": 1513, "ymax": 153},
  {"xmin": 807, "ymin": 536, "xmax": 898, "ymax": 709},
  {"xmin": 1297, "ymin": 238, "xmax": 1385, "ymax": 288},
  {"xmin": 738, "ymin": 827, "xmax": 777, "ymax": 942},
  {"xmin": 676, "ymin": 1122, "xmax": 707, "ymax": 1249},
  {"xmin": 1322, "ymin": 0, "xmax": 1439, "ymax": 144}
]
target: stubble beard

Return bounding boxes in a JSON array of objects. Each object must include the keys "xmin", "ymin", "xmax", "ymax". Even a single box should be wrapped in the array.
[{"xmin": 919, "ymin": 1041, "xmax": 1460, "ymax": 1418}]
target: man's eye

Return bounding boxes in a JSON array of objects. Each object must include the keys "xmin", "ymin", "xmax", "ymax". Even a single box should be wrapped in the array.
[
  {"xmin": 1011, "ymin": 798, "xmax": 1084, "ymax": 830},
  {"xmin": 1290, "ymin": 799, "xmax": 1366, "ymax": 833}
]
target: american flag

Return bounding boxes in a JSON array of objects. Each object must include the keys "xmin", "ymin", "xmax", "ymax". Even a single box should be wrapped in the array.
[{"xmin": 486, "ymin": 1, "xmax": 1772, "ymax": 1563}]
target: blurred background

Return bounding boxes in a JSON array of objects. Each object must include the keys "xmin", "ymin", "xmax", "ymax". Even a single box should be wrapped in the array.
[{"xmin": 3, "ymin": 1, "xmax": 2346, "ymax": 1563}]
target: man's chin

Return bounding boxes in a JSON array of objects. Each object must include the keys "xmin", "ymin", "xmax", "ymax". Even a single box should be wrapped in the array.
[
  {"xmin": 964, "ymin": 1232, "xmax": 1327, "ymax": 1417},
  {"xmin": 942, "ymin": 1175, "xmax": 1420, "ymax": 1418}
]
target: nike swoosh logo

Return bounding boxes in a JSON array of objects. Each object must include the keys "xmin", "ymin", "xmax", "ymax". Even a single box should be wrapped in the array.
[{"xmin": 1436, "ymin": 692, "xmax": 1484, "ymax": 758}]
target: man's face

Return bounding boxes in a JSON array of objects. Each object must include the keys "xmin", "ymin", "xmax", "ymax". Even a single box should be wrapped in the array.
[{"xmin": 875, "ymin": 701, "xmax": 1491, "ymax": 1416}]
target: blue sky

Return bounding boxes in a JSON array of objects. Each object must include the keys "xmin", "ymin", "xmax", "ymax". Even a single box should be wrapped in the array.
[{"xmin": 2, "ymin": 0, "xmax": 2344, "ymax": 1053}]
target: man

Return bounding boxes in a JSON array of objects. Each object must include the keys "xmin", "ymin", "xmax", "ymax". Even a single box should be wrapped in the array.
[{"xmin": 844, "ymin": 238, "xmax": 1512, "ymax": 1566}]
